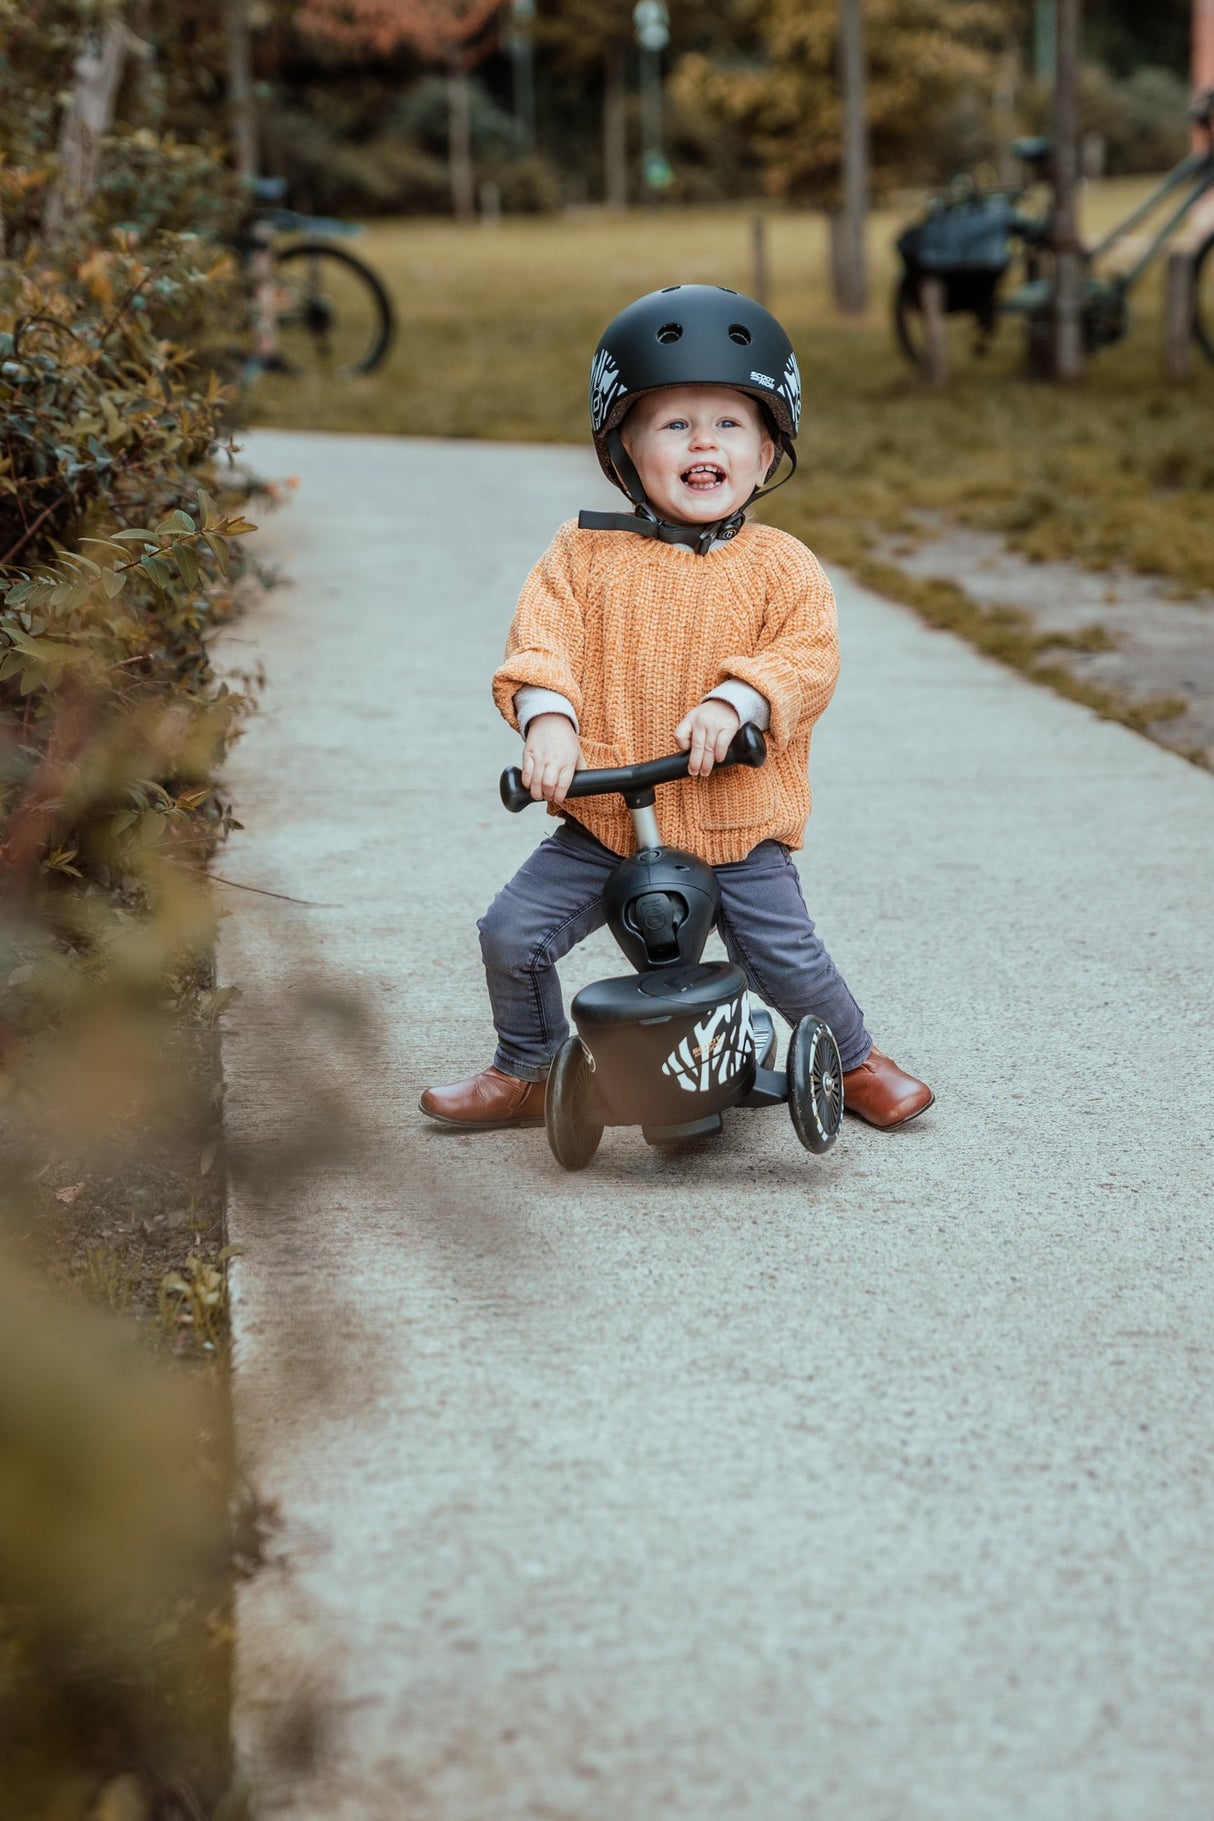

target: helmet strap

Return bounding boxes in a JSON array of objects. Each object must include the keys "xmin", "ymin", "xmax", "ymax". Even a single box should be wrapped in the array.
[
  {"xmin": 605, "ymin": 426, "xmax": 650, "ymax": 512},
  {"xmin": 749, "ymin": 440, "xmax": 798, "ymax": 505},
  {"xmin": 584, "ymin": 426, "xmax": 794, "ymax": 556}
]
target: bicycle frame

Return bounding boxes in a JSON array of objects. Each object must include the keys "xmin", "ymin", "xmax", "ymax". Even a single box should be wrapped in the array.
[{"xmin": 1085, "ymin": 144, "xmax": 1214, "ymax": 297}]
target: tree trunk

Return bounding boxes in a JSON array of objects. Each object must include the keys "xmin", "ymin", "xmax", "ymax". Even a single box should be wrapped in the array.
[
  {"xmin": 603, "ymin": 45, "xmax": 627, "ymax": 211},
  {"xmin": 226, "ymin": 0, "xmax": 258, "ymax": 183},
  {"xmin": 835, "ymin": 0, "xmax": 869, "ymax": 314},
  {"xmin": 447, "ymin": 64, "xmax": 475, "ymax": 223},
  {"xmin": 42, "ymin": 19, "xmax": 129, "ymax": 245},
  {"xmin": 993, "ymin": 43, "xmax": 1019, "ymax": 191},
  {"xmin": 1051, "ymin": 0, "xmax": 1083, "ymax": 380}
]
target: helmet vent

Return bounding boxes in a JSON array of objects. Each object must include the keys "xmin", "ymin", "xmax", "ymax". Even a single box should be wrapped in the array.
[
  {"xmin": 656, "ymin": 321, "xmax": 683, "ymax": 344},
  {"xmin": 728, "ymin": 323, "xmax": 752, "ymax": 345}
]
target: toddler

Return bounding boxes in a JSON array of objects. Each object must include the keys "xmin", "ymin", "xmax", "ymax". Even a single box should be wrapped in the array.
[{"xmin": 420, "ymin": 285, "xmax": 932, "ymax": 1132}]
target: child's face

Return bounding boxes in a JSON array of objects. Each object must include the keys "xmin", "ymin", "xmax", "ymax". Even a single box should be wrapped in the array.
[{"xmin": 620, "ymin": 385, "xmax": 776, "ymax": 526}]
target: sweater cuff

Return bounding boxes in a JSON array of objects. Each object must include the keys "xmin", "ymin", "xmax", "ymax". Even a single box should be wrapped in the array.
[
  {"xmin": 514, "ymin": 686, "xmax": 580, "ymax": 736},
  {"xmin": 704, "ymin": 677, "xmax": 771, "ymax": 731}
]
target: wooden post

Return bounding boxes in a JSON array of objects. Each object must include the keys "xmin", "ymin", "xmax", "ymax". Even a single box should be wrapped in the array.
[
  {"xmin": 478, "ymin": 180, "xmax": 502, "ymax": 227},
  {"xmin": 447, "ymin": 63, "xmax": 475, "ymax": 222},
  {"xmin": 921, "ymin": 278, "xmax": 949, "ymax": 386},
  {"xmin": 1051, "ymin": 0, "xmax": 1084, "ymax": 380},
  {"xmin": 751, "ymin": 216, "xmax": 769, "ymax": 308},
  {"xmin": 1164, "ymin": 252, "xmax": 1193, "ymax": 381}
]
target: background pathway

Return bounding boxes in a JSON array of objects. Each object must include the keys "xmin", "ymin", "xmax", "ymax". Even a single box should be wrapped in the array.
[{"xmin": 222, "ymin": 431, "xmax": 1214, "ymax": 1820}]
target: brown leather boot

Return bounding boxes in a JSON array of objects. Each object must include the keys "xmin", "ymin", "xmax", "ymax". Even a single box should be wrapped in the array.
[
  {"xmin": 419, "ymin": 1065, "xmax": 547, "ymax": 1131},
  {"xmin": 842, "ymin": 1048, "xmax": 934, "ymax": 1130}
]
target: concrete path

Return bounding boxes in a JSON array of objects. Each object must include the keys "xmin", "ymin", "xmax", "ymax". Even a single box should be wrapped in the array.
[{"xmin": 222, "ymin": 431, "xmax": 1214, "ymax": 1821}]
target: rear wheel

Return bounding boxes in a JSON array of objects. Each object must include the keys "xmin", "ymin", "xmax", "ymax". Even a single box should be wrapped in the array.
[
  {"xmin": 1192, "ymin": 231, "xmax": 1214, "ymax": 365},
  {"xmin": 271, "ymin": 241, "xmax": 395, "ymax": 375},
  {"xmin": 787, "ymin": 1016, "xmax": 843, "ymax": 1155},
  {"xmin": 545, "ymin": 1037, "xmax": 603, "ymax": 1172}
]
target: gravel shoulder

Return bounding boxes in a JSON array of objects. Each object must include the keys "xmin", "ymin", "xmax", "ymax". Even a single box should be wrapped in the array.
[
  {"xmin": 870, "ymin": 510, "xmax": 1214, "ymax": 761},
  {"xmin": 221, "ymin": 431, "xmax": 1214, "ymax": 1821}
]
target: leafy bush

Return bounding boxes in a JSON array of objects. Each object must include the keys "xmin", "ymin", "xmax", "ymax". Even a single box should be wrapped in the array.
[
  {"xmin": 0, "ymin": 227, "xmax": 256, "ymax": 1042},
  {"xmin": 0, "ymin": 13, "xmax": 266, "ymax": 1806}
]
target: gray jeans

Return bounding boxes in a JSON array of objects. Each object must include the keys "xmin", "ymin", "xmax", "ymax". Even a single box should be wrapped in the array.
[{"xmin": 478, "ymin": 819, "xmax": 871, "ymax": 1080}]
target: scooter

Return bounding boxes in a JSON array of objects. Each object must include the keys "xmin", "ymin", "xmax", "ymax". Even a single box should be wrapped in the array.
[{"xmin": 500, "ymin": 726, "xmax": 844, "ymax": 1171}]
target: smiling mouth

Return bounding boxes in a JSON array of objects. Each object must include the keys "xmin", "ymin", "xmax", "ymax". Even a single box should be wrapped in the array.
[{"xmin": 681, "ymin": 463, "xmax": 726, "ymax": 489}]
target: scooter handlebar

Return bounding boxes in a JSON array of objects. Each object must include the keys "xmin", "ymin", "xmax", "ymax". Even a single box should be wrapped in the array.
[{"xmin": 500, "ymin": 723, "xmax": 766, "ymax": 813}]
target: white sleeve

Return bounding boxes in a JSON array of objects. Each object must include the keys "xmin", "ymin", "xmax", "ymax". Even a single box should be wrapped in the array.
[
  {"xmin": 513, "ymin": 686, "xmax": 580, "ymax": 736},
  {"xmin": 703, "ymin": 676, "xmax": 771, "ymax": 731}
]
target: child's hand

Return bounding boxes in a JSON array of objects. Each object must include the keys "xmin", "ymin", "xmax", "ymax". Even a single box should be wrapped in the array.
[
  {"xmin": 674, "ymin": 699, "xmax": 741, "ymax": 777},
  {"xmin": 521, "ymin": 712, "xmax": 583, "ymax": 804}
]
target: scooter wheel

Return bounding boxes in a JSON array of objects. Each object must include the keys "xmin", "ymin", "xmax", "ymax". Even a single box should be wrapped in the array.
[
  {"xmin": 787, "ymin": 1015, "xmax": 843, "ymax": 1155},
  {"xmin": 546, "ymin": 1036, "xmax": 604, "ymax": 1171}
]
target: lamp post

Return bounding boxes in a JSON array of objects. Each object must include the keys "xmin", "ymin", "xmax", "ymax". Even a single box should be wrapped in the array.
[
  {"xmin": 633, "ymin": 0, "xmax": 672, "ymax": 195},
  {"xmin": 506, "ymin": 0, "xmax": 536, "ymax": 153}
]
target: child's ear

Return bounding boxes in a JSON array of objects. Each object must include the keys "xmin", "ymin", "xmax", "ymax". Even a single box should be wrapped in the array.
[{"xmin": 758, "ymin": 433, "xmax": 776, "ymax": 477}]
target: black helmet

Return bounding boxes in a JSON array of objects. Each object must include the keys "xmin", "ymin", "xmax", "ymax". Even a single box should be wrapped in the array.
[{"xmin": 589, "ymin": 283, "xmax": 802, "ymax": 497}]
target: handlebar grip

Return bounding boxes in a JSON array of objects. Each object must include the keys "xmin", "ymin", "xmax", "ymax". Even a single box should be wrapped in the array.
[
  {"xmin": 499, "ymin": 723, "xmax": 767, "ymax": 813},
  {"xmin": 500, "ymin": 768, "xmax": 535, "ymax": 813}
]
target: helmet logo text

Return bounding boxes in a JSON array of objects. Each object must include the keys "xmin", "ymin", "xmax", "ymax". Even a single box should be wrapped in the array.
[{"xmin": 590, "ymin": 348, "xmax": 627, "ymax": 432}]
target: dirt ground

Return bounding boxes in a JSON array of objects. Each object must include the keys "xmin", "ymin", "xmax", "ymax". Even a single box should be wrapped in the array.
[{"xmin": 871, "ymin": 512, "xmax": 1214, "ymax": 764}]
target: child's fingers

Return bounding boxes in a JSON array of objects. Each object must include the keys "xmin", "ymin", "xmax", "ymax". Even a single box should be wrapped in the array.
[
  {"xmin": 551, "ymin": 759, "xmax": 576, "ymax": 804},
  {"xmin": 688, "ymin": 723, "xmax": 711, "ymax": 776}
]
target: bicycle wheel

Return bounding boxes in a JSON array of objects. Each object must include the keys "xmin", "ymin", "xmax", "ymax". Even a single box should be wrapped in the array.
[
  {"xmin": 893, "ymin": 270, "xmax": 999, "ymax": 375},
  {"xmin": 1191, "ymin": 230, "xmax": 1214, "ymax": 366},
  {"xmin": 271, "ymin": 241, "xmax": 395, "ymax": 376}
]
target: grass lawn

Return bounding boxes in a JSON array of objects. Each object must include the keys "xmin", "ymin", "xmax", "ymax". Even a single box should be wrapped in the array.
[{"xmin": 249, "ymin": 181, "xmax": 1214, "ymax": 598}]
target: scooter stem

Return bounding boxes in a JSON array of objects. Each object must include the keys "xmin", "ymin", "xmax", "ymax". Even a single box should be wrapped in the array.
[{"xmin": 631, "ymin": 801, "xmax": 661, "ymax": 849}]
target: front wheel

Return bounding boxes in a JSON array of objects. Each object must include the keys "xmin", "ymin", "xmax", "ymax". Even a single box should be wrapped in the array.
[
  {"xmin": 545, "ymin": 1037, "xmax": 603, "ymax": 1172},
  {"xmin": 271, "ymin": 241, "xmax": 395, "ymax": 375},
  {"xmin": 1191, "ymin": 231, "xmax": 1214, "ymax": 365},
  {"xmin": 787, "ymin": 1016, "xmax": 843, "ymax": 1155}
]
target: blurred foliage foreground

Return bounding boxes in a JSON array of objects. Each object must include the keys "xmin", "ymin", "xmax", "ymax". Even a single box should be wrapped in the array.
[{"xmin": 1, "ymin": 116, "xmax": 264, "ymax": 1821}]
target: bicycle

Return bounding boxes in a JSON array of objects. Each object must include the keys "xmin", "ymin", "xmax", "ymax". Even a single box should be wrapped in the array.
[
  {"xmin": 893, "ymin": 89, "xmax": 1214, "ymax": 374},
  {"xmin": 240, "ymin": 178, "xmax": 395, "ymax": 379}
]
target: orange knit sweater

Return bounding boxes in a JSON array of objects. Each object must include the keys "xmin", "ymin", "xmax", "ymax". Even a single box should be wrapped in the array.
[{"xmin": 492, "ymin": 519, "xmax": 840, "ymax": 867}]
